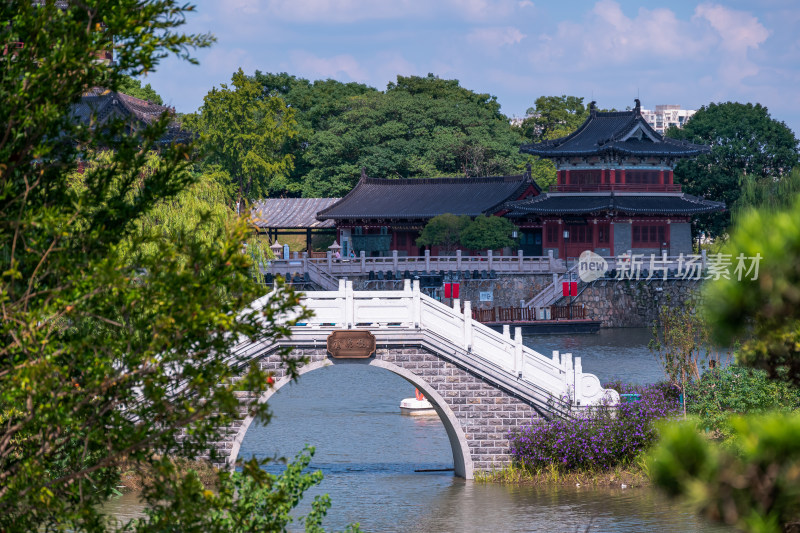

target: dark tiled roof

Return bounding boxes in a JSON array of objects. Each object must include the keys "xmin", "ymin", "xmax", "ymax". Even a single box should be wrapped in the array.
[
  {"xmin": 71, "ymin": 88, "xmax": 190, "ymax": 144},
  {"xmin": 520, "ymin": 108, "xmax": 709, "ymax": 158},
  {"xmin": 505, "ymin": 193, "xmax": 725, "ymax": 216},
  {"xmin": 317, "ymin": 175, "xmax": 534, "ymax": 220},
  {"xmin": 251, "ymin": 198, "xmax": 340, "ymax": 229}
]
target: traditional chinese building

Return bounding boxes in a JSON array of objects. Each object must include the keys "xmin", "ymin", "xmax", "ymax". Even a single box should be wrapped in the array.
[
  {"xmin": 504, "ymin": 100, "xmax": 724, "ymax": 259},
  {"xmin": 71, "ymin": 88, "xmax": 190, "ymax": 146},
  {"xmin": 316, "ymin": 171, "xmax": 539, "ymax": 257}
]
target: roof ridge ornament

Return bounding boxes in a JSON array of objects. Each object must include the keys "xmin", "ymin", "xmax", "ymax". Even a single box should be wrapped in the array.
[
  {"xmin": 634, "ymin": 98, "xmax": 641, "ymax": 114},
  {"xmin": 361, "ymin": 166, "xmax": 367, "ymax": 180},
  {"xmin": 589, "ymin": 100, "xmax": 597, "ymax": 116}
]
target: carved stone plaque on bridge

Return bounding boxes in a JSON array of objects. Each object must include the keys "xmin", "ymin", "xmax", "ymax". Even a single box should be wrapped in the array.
[{"xmin": 326, "ymin": 330, "xmax": 376, "ymax": 358}]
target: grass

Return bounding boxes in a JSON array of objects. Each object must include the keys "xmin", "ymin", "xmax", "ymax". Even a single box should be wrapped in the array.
[{"xmin": 475, "ymin": 453, "xmax": 651, "ymax": 488}]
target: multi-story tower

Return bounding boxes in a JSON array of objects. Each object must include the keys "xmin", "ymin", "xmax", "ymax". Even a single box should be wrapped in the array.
[{"xmin": 506, "ymin": 100, "xmax": 724, "ymax": 259}]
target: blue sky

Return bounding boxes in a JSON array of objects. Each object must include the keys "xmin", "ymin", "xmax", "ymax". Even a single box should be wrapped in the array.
[{"xmin": 145, "ymin": 0, "xmax": 800, "ymax": 135}]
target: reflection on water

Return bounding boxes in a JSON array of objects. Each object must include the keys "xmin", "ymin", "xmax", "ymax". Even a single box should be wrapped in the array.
[{"xmin": 104, "ymin": 330, "xmax": 731, "ymax": 532}]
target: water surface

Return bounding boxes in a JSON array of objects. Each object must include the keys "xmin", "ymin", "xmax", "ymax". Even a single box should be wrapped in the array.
[{"xmin": 105, "ymin": 329, "xmax": 730, "ymax": 532}]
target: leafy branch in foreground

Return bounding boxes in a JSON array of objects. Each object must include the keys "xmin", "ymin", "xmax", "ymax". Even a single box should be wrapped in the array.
[{"xmin": 1, "ymin": 2, "xmax": 335, "ymax": 531}]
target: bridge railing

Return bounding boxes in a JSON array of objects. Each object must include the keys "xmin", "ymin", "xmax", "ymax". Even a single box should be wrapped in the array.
[
  {"xmin": 295, "ymin": 279, "xmax": 616, "ymax": 409},
  {"xmin": 269, "ymin": 249, "xmax": 565, "ymax": 280}
]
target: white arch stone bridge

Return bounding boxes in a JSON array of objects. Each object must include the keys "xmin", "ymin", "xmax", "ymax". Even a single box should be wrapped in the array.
[{"xmin": 214, "ymin": 280, "xmax": 618, "ymax": 479}]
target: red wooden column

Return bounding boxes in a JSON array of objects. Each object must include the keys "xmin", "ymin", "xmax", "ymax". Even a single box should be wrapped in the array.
[
  {"xmin": 609, "ymin": 168, "xmax": 616, "ymax": 188},
  {"xmin": 668, "ymin": 170, "xmax": 674, "ymax": 185},
  {"xmin": 564, "ymin": 169, "xmax": 571, "ymax": 185},
  {"xmin": 659, "ymin": 169, "xmax": 665, "ymax": 185},
  {"xmin": 620, "ymin": 168, "xmax": 626, "ymax": 185}
]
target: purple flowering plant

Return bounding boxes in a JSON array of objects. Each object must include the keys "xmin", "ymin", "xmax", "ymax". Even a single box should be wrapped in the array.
[{"xmin": 509, "ymin": 382, "xmax": 680, "ymax": 472}]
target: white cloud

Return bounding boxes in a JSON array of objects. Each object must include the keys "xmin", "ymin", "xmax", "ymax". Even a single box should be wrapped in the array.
[
  {"xmin": 289, "ymin": 50, "xmax": 368, "ymax": 82},
  {"xmin": 695, "ymin": 3, "xmax": 769, "ymax": 53},
  {"xmin": 694, "ymin": 3, "xmax": 769, "ymax": 84},
  {"xmin": 533, "ymin": 1, "xmax": 769, "ymax": 88},
  {"xmin": 467, "ymin": 26, "xmax": 526, "ymax": 48}
]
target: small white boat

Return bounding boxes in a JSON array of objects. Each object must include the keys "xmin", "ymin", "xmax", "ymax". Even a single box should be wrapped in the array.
[{"xmin": 400, "ymin": 389, "xmax": 437, "ymax": 415}]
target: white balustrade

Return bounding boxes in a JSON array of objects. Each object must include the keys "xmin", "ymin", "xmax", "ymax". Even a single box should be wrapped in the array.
[{"xmin": 291, "ymin": 281, "xmax": 618, "ymax": 409}]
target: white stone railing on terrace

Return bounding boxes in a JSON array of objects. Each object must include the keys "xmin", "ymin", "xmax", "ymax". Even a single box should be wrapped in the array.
[
  {"xmin": 252, "ymin": 279, "xmax": 619, "ymax": 413},
  {"xmin": 269, "ymin": 249, "xmax": 564, "ymax": 280}
]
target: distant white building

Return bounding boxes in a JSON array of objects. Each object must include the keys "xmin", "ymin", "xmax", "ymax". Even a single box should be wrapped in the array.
[{"xmin": 641, "ymin": 105, "xmax": 696, "ymax": 134}]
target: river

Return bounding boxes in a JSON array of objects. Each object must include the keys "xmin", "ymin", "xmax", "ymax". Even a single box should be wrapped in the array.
[{"xmin": 104, "ymin": 328, "xmax": 730, "ymax": 532}]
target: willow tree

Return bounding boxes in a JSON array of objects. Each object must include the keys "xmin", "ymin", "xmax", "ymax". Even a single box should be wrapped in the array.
[{"xmin": 0, "ymin": 2, "xmax": 321, "ymax": 530}]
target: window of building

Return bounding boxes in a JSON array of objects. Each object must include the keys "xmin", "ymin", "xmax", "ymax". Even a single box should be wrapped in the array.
[
  {"xmin": 597, "ymin": 223, "xmax": 610, "ymax": 243},
  {"xmin": 546, "ymin": 224, "xmax": 559, "ymax": 245},
  {"xmin": 626, "ymin": 170, "xmax": 660, "ymax": 184},
  {"xmin": 566, "ymin": 224, "xmax": 593, "ymax": 243},
  {"xmin": 632, "ymin": 224, "xmax": 666, "ymax": 246},
  {"xmin": 570, "ymin": 169, "xmax": 602, "ymax": 185}
]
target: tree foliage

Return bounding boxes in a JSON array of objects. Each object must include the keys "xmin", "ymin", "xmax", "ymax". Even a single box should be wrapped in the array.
[
  {"xmin": 733, "ymin": 168, "xmax": 800, "ymax": 225},
  {"xmin": 651, "ymin": 184, "xmax": 800, "ymax": 533},
  {"xmin": 520, "ymin": 95, "xmax": 588, "ymax": 142},
  {"xmin": 516, "ymin": 95, "xmax": 590, "ymax": 189},
  {"xmin": 416, "ymin": 213, "xmax": 471, "ymax": 253},
  {"xmin": 0, "ymin": 2, "xmax": 323, "ymax": 530},
  {"xmin": 705, "ymin": 193, "xmax": 800, "ymax": 386},
  {"xmin": 459, "ymin": 215, "xmax": 517, "ymax": 251},
  {"xmin": 667, "ymin": 102, "xmax": 800, "ymax": 238},
  {"xmin": 130, "ymin": 447, "xmax": 360, "ymax": 532},
  {"xmin": 651, "ymin": 414, "xmax": 800, "ymax": 533},
  {"xmin": 253, "ymin": 71, "xmax": 376, "ymax": 196},
  {"xmin": 191, "ymin": 68, "xmax": 298, "ymax": 204},
  {"xmin": 685, "ymin": 366, "xmax": 800, "ymax": 438},
  {"xmin": 300, "ymin": 74, "xmax": 527, "ymax": 197},
  {"xmin": 648, "ymin": 302, "xmax": 724, "ymax": 417},
  {"xmin": 117, "ymin": 75, "xmax": 164, "ymax": 104}
]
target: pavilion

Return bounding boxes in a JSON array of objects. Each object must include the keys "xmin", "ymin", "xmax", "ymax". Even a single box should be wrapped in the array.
[{"xmin": 504, "ymin": 100, "xmax": 724, "ymax": 259}]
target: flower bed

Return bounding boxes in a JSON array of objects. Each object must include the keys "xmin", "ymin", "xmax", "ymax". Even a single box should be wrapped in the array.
[{"xmin": 509, "ymin": 382, "xmax": 679, "ymax": 472}]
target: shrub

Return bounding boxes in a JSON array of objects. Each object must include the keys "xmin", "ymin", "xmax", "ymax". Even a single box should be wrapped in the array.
[
  {"xmin": 685, "ymin": 365, "xmax": 800, "ymax": 438},
  {"xmin": 509, "ymin": 383, "xmax": 679, "ymax": 472}
]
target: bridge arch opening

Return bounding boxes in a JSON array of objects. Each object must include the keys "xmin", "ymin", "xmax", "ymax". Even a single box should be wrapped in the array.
[{"xmin": 228, "ymin": 358, "xmax": 474, "ymax": 479}]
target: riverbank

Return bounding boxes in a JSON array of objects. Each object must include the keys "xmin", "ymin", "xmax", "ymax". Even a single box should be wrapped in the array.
[
  {"xmin": 475, "ymin": 459, "xmax": 650, "ymax": 488},
  {"xmin": 118, "ymin": 457, "xmax": 218, "ymax": 493}
]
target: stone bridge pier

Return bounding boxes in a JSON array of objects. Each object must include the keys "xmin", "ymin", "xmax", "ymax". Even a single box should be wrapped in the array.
[{"xmin": 215, "ymin": 346, "xmax": 542, "ymax": 479}]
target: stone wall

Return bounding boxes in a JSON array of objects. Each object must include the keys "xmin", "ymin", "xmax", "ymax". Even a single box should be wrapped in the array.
[
  {"xmin": 350, "ymin": 274, "xmax": 553, "ymax": 310},
  {"xmin": 613, "ymin": 222, "xmax": 632, "ymax": 256},
  {"xmin": 575, "ymin": 278, "xmax": 702, "ymax": 328}
]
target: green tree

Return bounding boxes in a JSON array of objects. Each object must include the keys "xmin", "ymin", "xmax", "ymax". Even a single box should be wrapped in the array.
[
  {"xmin": 300, "ymin": 75, "xmax": 526, "ymax": 197},
  {"xmin": 517, "ymin": 95, "xmax": 589, "ymax": 189},
  {"xmin": 192, "ymin": 68, "xmax": 298, "ymax": 205},
  {"xmin": 648, "ymin": 302, "xmax": 721, "ymax": 417},
  {"xmin": 253, "ymin": 71, "xmax": 376, "ymax": 195},
  {"xmin": 651, "ymin": 415, "xmax": 800, "ymax": 533},
  {"xmin": 705, "ymin": 193, "xmax": 800, "ymax": 386},
  {"xmin": 0, "ymin": 2, "xmax": 325, "ymax": 530},
  {"xmin": 733, "ymin": 168, "xmax": 800, "ymax": 225},
  {"xmin": 520, "ymin": 95, "xmax": 588, "ymax": 142},
  {"xmin": 666, "ymin": 102, "xmax": 800, "ymax": 238},
  {"xmin": 416, "ymin": 213, "xmax": 471, "ymax": 253},
  {"xmin": 650, "ymin": 189, "xmax": 800, "ymax": 532},
  {"xmin": 117, "ymin": 74, "xmax": 164, "ymax": 104},
  {"xmin": 459, "ymin": 215, "xmax": 517, "ymax": 251}
]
